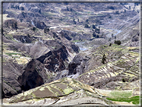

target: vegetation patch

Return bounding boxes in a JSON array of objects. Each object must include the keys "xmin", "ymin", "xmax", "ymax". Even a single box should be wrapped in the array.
[
  {"xmin": 5, "ymin": 52, "xmax": 21, "ymax": 56},
  {"xmin": 107, "ymin": 96, "xmax": 139, "ymax": 104},
  {"xmin": 4, "ymin": 34, "xmax": 13, "ymax": 39},
  {"xmin": 72, "ymin": 40, "xmax": 81, "ymax": 42},
  {"xmin": 114, "ymin": 40, "xmax": 121, "ymax": 45},
  {"xmin": 63, "ymin": 87, "xmax": 74, "ymax": 94},
  {"xmin": 129, "ymin": 51, "xmax": 139, "ymax": 57},
  {"xmin": 108, "ymin": 91, "xmax": 132, "ymax": 98},
  {"xmin": 106, "ymin": 91, "xmax": 139, "ymax": 104},
  {"xmin": 127, "ymin": 47, "xmax": 139, "ymax": 50}
]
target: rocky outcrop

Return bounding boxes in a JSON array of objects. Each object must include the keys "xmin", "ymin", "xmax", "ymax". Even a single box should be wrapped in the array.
[
  {"xmin": 10, "ymin": 3, "xmax": 25, "ymax": 10},
  {"xmin": 44, "ymin": 26, "xmax": 50, "ymax": 33},
  {"xmin": 17, "ymin": 12, "xmax": 28, "ymax": 19},
  {"xmin": 17, "ymin": 12, "xmax": 42, "ymax": 22},
  {"xmin": 29, "ymin": 6, "xmax": 41, "ymax": 14},
  {"xmin": 132, "ymin": 33, "xmax": 139, "ymax": 42},
  {"xmin": 60, "ymin": 30, "xmax": 93, "ymax": 41},
  {"xmin": 33, "ymin": 20, "xmax": 47, "ymax": 29},
  {"xmin": 4, "ymin": 19, "xmax": 18, "ymax": 29},
  {"xmin": 13, "ymin": 34, "xmax": 37, "ymax": 43},
  {"xmin": 60, "ymin": 30, "xmax": 73, "ymax": 40},
  {"xmin": 68, "ymin": 55, "xmax": 85, "ymax": 75},
  {"xmin": 37, "ymin": 45, "xmax": 68, "ymax": 72},
  {"xmin": 17, "ymin": 59, "xmax": 47, "ymax": 91},
  {"xmin": 70, "ymin": 43, "xmax": 79, "ymax": 53},
  {"xmin": 59, "ymin": 29, "xmax": 104, "ymax": 42},
  {"xmin": 3, "ymin": 10, "xmax": 16, "ymax": 18},
  {"xmin": 17, "ymin": 45, "xmax": 69, "ymax": 91}
]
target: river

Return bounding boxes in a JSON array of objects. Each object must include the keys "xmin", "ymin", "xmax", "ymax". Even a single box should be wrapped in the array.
[{"xmin": 75, "ymin": 42, "xmax": 88, "ymax": 51}]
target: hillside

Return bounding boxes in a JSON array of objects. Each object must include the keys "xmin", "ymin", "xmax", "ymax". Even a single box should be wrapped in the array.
[{"xmin": 2, "ymin": 2, "xmax": 140, "ymax": 106}]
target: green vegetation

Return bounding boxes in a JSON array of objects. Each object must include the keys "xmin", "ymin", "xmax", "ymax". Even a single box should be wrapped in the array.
[
  {"xmin": 107, "ymin": 96, "xmax": 139, "ymax": 104},
  {"xmin": 72, "ymin": 40, "xmax": 81, "ymax": 42},
  {"xmin": 106, "ymin": 91, "xmax": 139, "ymax": 104},
  {"xmin": 63, "ymin": 87, "xmax": 74, "ymax": 94},
  {"xmin": 5, "ymin": 52, "xmax": 21, "ymax": 56},
  {"xmin": 4, "ymin": 34, "xmax": 13, "ymax": 39}
]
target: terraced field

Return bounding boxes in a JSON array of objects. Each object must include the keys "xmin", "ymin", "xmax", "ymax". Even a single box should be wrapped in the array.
[
  {"xmin": 3, "ymin": 78, "xmax": 112, "ymax": 106},
  {"xmin": 78, "ymin": 44, "xmax": 139, "ymax": 90}
]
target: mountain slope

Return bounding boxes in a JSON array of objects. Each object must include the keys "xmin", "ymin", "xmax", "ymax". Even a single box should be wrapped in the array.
[
  {"xmin": 77, "ymin": 44, "xmax": 139, "ymax": 90},
  {"xmin": 3, "ymin": 78, "xmax": 112, "ymax": 106}
]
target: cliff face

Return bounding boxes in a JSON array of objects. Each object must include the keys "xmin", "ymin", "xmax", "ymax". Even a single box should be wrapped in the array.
[{"xmin": 17, "ymin": 45, "xmax": 70, "ymax": 91}]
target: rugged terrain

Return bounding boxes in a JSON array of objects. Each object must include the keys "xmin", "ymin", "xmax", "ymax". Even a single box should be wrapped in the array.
[{"xmin": 2, "ymin": 2, "xmax": 140, "ymax": 106}]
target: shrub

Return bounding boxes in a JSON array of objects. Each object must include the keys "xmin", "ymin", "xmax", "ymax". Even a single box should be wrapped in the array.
[
  {"xmin": 73, "ymin": 19, "xmax": 76, "ymax": 24},
  {"xmin": 92, "ymin": 25, "xmax": 96, "ymax": 29},
  {"xmin": 86, "ymin": 19, "xmax": 89, "ymax": 23},
  {"xmin": 44, "ymin": 27, "xmax": 50, "ymax": 33},
  {"xmin": 101, "ymin": 54, "xmax": 106, "ymax": 64},
  {"xmin": 122, "ymin": 78, "xmax": 125, "ymax": 82},
  {"xmin": 84, "ymin": 24, "xmax": 90, "ymax": 28},
  {"xmin": 114, "ymin": 40, "xmax": 121, "ymax": 45},
  {"xmin": 32, "ymin": 27, "xmax": 36, "ymax": 32},
  {"xmin": 115, "ymin": 11, "xmax": 119, "ymax": 14},
  {"xmin": 92, "ymin": 32, "xmax": 99, "ymax": 38}
]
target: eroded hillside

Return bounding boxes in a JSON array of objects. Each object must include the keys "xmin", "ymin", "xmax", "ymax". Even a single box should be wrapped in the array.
[{"xmin": 2, "ymin": 2, "xmax": 140, "ymax": 106}]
